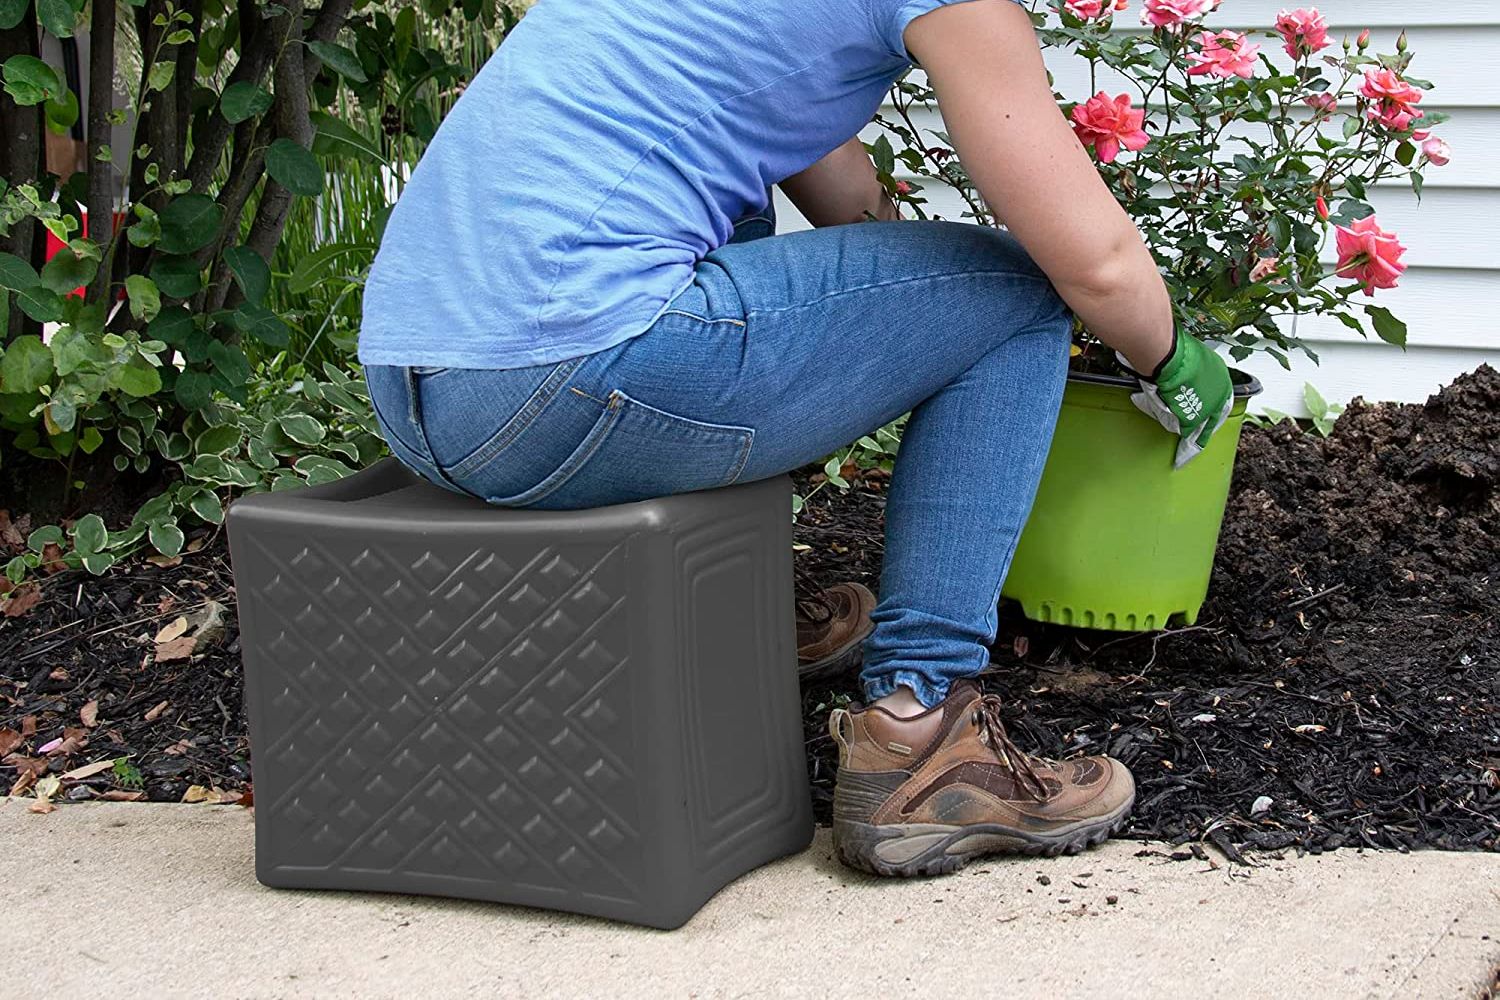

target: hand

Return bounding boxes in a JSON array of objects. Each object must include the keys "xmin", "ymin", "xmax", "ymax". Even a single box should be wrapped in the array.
[{"xmin": 1117, "ymin": 331, "xmax": 1234, "ymax": 469}]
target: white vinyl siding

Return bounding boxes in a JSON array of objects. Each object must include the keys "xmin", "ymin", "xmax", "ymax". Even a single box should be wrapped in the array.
[{"xmin": 773, "ymin": 4, "xmax": 1498, "ymax": 414}]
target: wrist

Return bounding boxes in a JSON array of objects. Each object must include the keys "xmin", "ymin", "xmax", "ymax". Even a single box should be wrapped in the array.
[{"xmin": 1126, "ymin": 329, "xmax": 1178, "ymax": 382}]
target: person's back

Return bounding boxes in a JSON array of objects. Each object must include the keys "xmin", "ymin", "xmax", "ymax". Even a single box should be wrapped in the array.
[{"xmin": 359, "ymin": 0, "xmax": 914, "ymax": 370}]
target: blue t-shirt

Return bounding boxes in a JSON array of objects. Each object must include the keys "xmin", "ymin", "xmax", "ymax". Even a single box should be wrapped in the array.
[{"xmin": 359, "ymin": 0, "xmax": 986, "ymax": 370}]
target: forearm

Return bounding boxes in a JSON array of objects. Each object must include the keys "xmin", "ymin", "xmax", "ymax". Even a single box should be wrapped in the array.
[{"xmin": 780, "ymin": 135, "xmax": 899, "ymax": 227}]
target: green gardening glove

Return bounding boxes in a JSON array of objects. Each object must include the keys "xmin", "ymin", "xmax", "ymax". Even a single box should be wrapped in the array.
[{"xmin": 1117, "ymin": 331, "xmax": 1234, "ymax": 469}]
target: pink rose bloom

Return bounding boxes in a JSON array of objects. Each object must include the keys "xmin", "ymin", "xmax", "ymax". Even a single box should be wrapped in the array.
[
  {"xmin": 1303, "ymin": 92, "xmax": 1337, "ymax": 114},
  {"xmin": 1187, "ymin": 30, "xmax": 1261, "ymax": 79},
  {"xmin": 1360, "ymin": 67, "xmax": 1424, "ymax": 132},
  {"xmin": 1141, "ymin": 0, "xmax": 1217, "ymax": 29},
  {"xmin": 1065, "ymin": 0, "xmax": 1129, "ymax": 18},
  {"xmin": 1071, "ymin": 91, "xmax": 1150, "ymax": 164},
  {"xmin": 1275, "ymin": 8, "xmax": 1331, "ymax": 60},
  {"xmin": 1250, "ymin": 257, "xmax": 1280, "ymax": 282},
  {"xmin": 1334, "ymin": 215, "xmax": 1407, "ymax": 296},
  {"xmin": 1421, "ymin": 136, "xmax": 1452, "ymax": 166}
]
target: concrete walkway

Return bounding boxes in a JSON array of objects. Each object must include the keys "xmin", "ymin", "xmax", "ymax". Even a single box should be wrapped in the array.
[{"xmin": 3, "ymin": 801, "xmax": 1496, "ymax": 999}]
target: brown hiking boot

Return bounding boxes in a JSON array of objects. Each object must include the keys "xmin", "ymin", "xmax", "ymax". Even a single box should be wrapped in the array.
[
  {"xmin": 795, "ymin": 564, "xmax": 876, "ymax": 683},
  {"xmin": 829, "ymin": 679, "xmax": 1135, "ymax": 876}
]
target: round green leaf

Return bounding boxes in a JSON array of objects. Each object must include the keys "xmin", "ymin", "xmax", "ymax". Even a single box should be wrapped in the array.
[
  {"xmin": 112, "ymin": 356, "xmax": 163, "ymax": 398},
  {"xmin": 194, "ymin": 425, "xmax": 242, "ymax": 455},
  {"xmin": 157, "ymin": 194, "xmax": 224, "ymax": 254},
  {"xmin": 307, "ymin": 40, "xmax": 368, "ymax": 83},
  {"xmin": 78, "ymin": 426, "xmax": 104, "ymax": 454},
  {"xmin": 40, "ymin": 248, "xmax": 97, "ymax": 294},
  {"xmin": 187, "ymin": 489, "xmax": 225, "ymax": 525},
  {"xmin": 45, "ymin": 87, "xmax": 79, "ymax": 133},
  {"xmin": 1, "ymin": 336, "xmax": 55, "ymax": 393},
  {"xmin": 265, "ymin": 138, "xmax": 324, "ymax": 197},
  {"xmin": 36, "ymin": 0, "xmax": 77, "ymax": 38},
  {"xmin": 0, "ymin": 252, "xmax": 40, "ymax": 291},
  {"xmin": 147, "ymin": 306, "xmax": 195, "ymax": 346},
  {"xmin": 125, "ymin": 274, "xmax": 162, "ymax": 322},
  {"xmin": 0, "ymin": 0, "xmax": 30, "ymax": 31},
  {"xmin": 174, "ymin": 370, "xmax": 215, "ymax": 411},
  {"xmin": 27, "ymin": 524, "xmax": 65, "ymax": 551},
  {"xmin": 277, "ymin": 413, "xmax": 326, "ymax": 445},
  {"xmin": 17, "ymin": 286, "xmax": 64, "ymax": 323},
  {"xmin": 149, "ymin": 255, "xmax": 203, "ymax": 299},
  {"xmin": 219, "ymin": 81, "xmax": 273, "ymax": 124},
  {"xmin": 148, "ymin": 521, "xmax": 185, "ymax": 559},
  {"xmin": 3, "ymin": 55, "xmax": 62, "ymax": 106},
  {"xmin": 82, "ymin": 552, "xmax": 115, "ymax": 575},
  {"xmin": 223, "ymin": 246, "xmax": 271, "ymax": 304},
  {"xmin": 72, "ymin": 513, "xmax": 107, "ymax": 556},
  {"xmin": 233, "ymin": 303, "xmax": 291, "ymax": 348}
]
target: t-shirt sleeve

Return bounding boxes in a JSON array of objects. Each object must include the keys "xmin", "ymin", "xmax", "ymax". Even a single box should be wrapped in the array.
[{"xmin": 870, "ymin": 0, "xmax": 1024, "ymax": 62}]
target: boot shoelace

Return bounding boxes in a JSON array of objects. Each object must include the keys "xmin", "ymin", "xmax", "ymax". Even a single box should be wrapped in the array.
[
  {"xmin": 971, "ymin": 694, "xmax": 1053, "ymax": 802},
  {"xmin": 793, "ymin": 562, "xmax": 835, "ymax": 625}
]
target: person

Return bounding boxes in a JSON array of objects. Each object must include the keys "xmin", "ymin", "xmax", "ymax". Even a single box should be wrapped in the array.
[{"xmin": 358, "ymin": 0, "xmax": 1234, "ymax": 877}]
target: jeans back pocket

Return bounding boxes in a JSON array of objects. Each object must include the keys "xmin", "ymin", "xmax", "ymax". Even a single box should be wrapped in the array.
[{"xmin": 487, "ymin": 389, "xmax": 755, "ymax": 510}]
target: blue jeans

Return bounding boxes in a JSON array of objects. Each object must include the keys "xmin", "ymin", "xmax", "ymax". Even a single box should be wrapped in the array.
[{"xmin": 366, "ymin": 204, "xmax": 1072, "ymax": 708}]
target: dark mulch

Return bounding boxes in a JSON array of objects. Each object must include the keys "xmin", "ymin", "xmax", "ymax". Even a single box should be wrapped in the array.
[{"xmin": 2, "ymin": 366, "xmax": 1496, "ymax": 858}]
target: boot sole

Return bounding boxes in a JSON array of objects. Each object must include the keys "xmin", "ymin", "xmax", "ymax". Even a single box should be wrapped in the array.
[
  {"xmin": 832, "ymin": 794, "xmax": 1135, "ymax": 878},
  {"xmin": 797, "ymin": 620, "xmax": 874, "ymax": 685}
]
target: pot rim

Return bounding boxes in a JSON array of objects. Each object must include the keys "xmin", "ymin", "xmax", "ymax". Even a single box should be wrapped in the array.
[{"xmin": 1067, "ymin": 367, "xmax": 1265, "ymax": 399}]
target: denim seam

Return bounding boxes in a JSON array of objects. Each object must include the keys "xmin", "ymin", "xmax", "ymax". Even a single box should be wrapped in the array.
[
  {"xmin": 721, "ymin": 428, "xmax": 756, "ymax": 485},
  {"xmin": 506, "ymin": 391, "xmax": 628, "ymax": 508},
  {"xmin": 404, "ymin": 368, "xmax": 471, "ymax": 495},
  {"xmin": 447, "ymin": 356, "xmax": 586, "ymax": 481},
  {"xmin": 659, "ymin": 309, "xmax": 747, "ymax": 328},
  {"xmin": 745, "ymin": 269, "xmax": 1053, "ymax": 318}
]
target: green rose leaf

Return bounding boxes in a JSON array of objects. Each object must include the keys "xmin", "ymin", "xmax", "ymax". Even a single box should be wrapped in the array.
[
  {"xmin": 1366, "ymin": 305, "xmax": 1408, "ymax": 348},
  {"xmin": 307, "ymin": 40, "xmax": 368, "ymax": 83},
  {"xmin": 149, "ymin": 254, "xmax": 203, "ymax": 299},
  {"xmin": 40, "ymin": 247, "xmax": 97, "ymax": 294},
  {"xmin": 265, "ymin": 138, "xmax": 324, "ymax": 197},
  {"xmin": 157, "ymin": 194, "xmax": 223, "ymax": 254},
  {"xmin": 49, "ymin": 325, "xmax": 105, "ymax": 375},
  {"xmin": 0, "ymin": 252, "xmax": 41, "ymax": 291},
  {"xmin": 148, "ymin": 520, "xmax": 185, "ymax": 558},
  {"xmin": 219, "ymin": 81, "xmax": 274, "ymax": 124},
  {"xmin": 72, "ymin": 513, "xmax": 107, "ymax": 556},
  {"xmin": 223, "ymin": 245, "xmax": 271, "ymax": 304},
  {"xmin": 277, "ymin": 413, "xmax": 326, "ymax": 445},
  {"xmin": 112, "ymin": 355, "xmax": 163, "ymax": 398},
  {"xmin": 3, "ymin": 55, "xmax": 61, "ymax": 106},
  {"xmin": 125, "ymin": 274, "xmax": 162, "ymax": 322},
  {"xmin": 1, "ymin": 335, "xmax": 55, "ymax": 393}
]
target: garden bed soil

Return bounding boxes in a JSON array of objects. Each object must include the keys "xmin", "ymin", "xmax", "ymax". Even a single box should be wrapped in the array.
[{"xmin": 2, "ymin": 366, "xmax": 1496, "ymax": 857}]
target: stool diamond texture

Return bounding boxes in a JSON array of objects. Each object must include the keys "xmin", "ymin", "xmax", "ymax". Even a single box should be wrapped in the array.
[{"xmin": 227, "ymin": 459, "xmax": 813, "ymax": 929}]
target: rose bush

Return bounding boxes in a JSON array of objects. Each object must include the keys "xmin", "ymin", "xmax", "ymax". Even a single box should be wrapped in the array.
[{"xmin": 873, "ymin": 1, "xmax": 1447, "ymax": 368}]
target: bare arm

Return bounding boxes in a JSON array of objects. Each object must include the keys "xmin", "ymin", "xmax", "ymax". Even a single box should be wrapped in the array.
[
  {"xmin": 780, "ymin": 135, "xmax": 900, "ymax": 228},
  {"xmin": 905, "ymin": 0, "xmax": 1174, "ymax": 373}
]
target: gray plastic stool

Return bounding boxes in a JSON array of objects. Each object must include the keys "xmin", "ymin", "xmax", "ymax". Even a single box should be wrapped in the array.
[{"xmin": 227, "ymin": 458, "xmax": 812, "ymax": 929}]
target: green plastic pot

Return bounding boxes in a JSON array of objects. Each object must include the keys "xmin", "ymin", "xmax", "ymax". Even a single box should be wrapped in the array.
[{"xmin": 1001, "ymin": 369, "xmax": 1263, "ymax": 631}]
